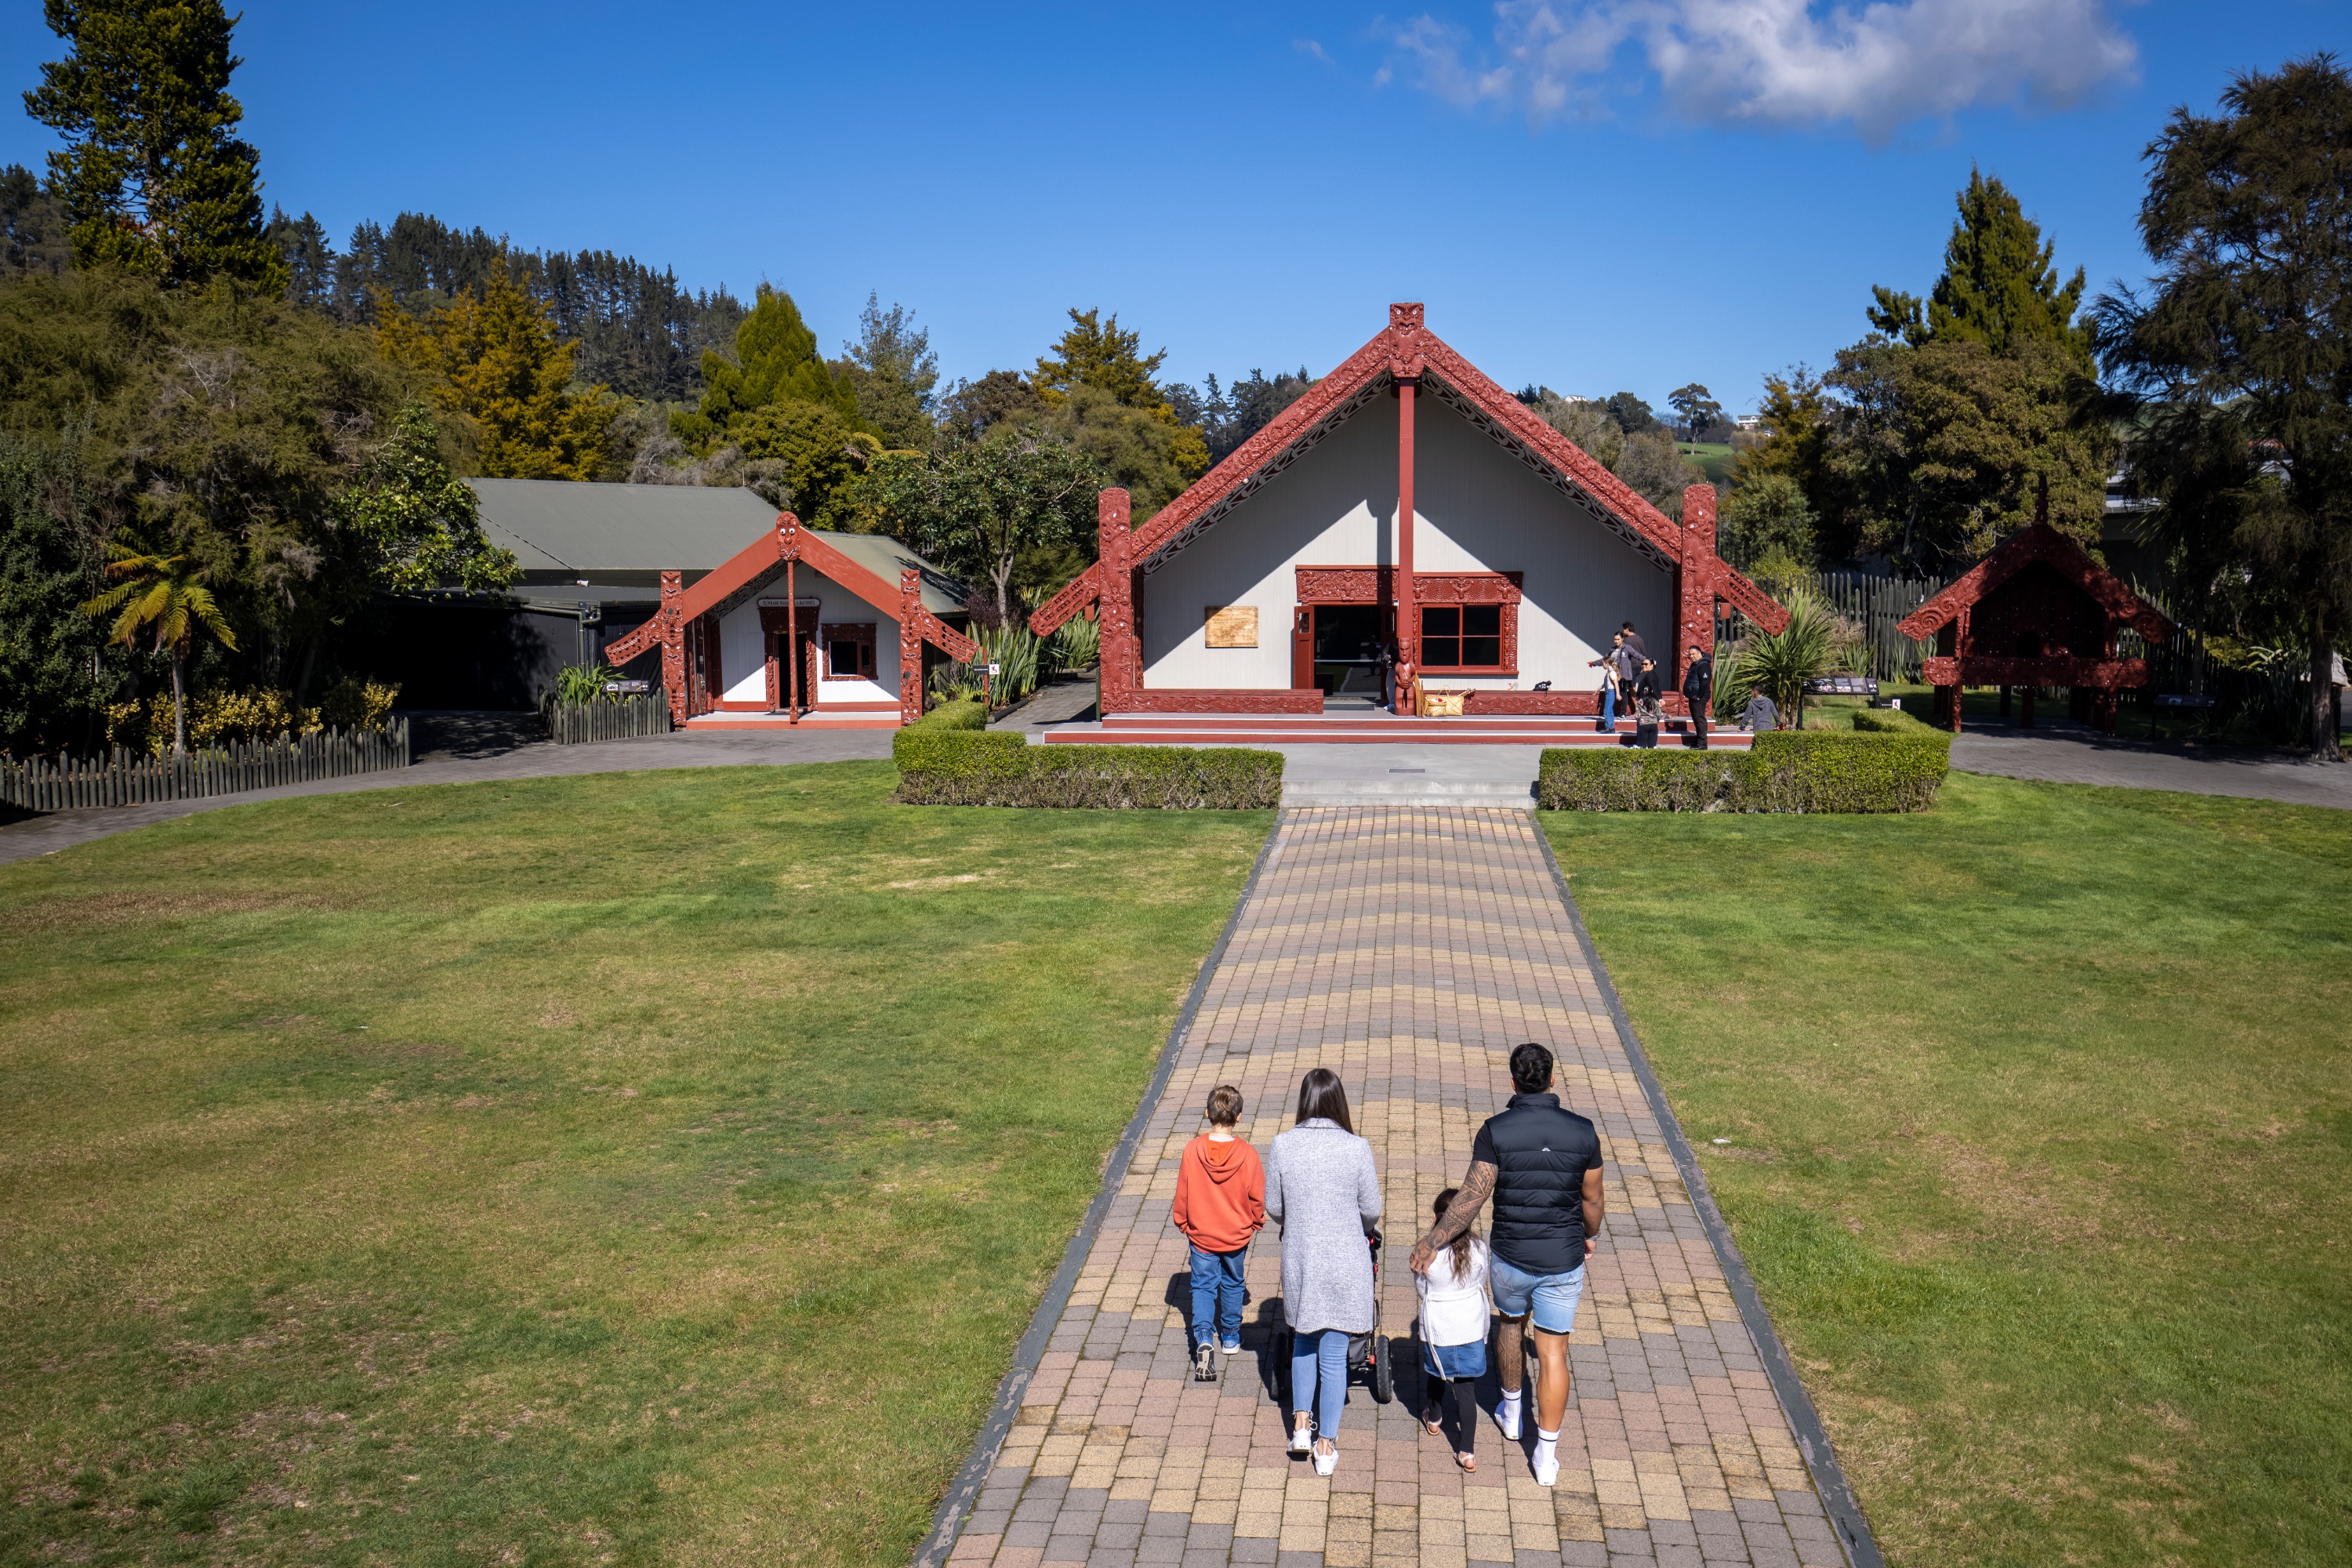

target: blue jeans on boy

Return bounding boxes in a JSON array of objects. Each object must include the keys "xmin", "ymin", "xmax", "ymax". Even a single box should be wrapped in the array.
[
  {"xmin": 1189, "ymin": 1244, "xmax": 1247, "ymax": 1349},
  {"xmin": 1597, "ymin": 683, "xmax": 1617, "ymax": 732},
  {"xmin": 1290, "ymin": 1327, "xmax": 1350, "ymax": 1439}
]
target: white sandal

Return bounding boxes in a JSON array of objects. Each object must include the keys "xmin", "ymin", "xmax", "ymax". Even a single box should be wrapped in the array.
[{"xmin": 1312, "ymin": 1438, "xmax": 1338, "ymax": 1477}]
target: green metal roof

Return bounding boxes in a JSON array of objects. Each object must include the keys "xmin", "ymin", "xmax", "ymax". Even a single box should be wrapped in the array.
[{"xmin": 466, "ymin": 479, "xmax": 967, "ymax": 615}]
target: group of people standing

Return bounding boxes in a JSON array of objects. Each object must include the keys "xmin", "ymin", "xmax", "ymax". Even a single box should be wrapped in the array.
[
  {"xmin": 1169, "ymin": 1045, "xmax": 1606, "ymax": 1484},
  {"xmin": 1586, "ymin": 620, "xmax": 1720, "ymax": 748}
]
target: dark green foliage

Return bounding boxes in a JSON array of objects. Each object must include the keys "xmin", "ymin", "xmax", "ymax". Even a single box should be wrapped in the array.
[
  {"xmin": 0, "ymin": 426, "xmax": 118, "ymax": 753},
  {"xmin": 1537, "ymin": 731, "xmax": 1950, "ymax": 813},
  {"xmin": 2096, "ymin": 53, "xmax": 2352, "ymax": 754},
  {"xmin": 1169, "ymin": 367, "xmax": 1316, "ymax": 463},
  {"xmin": 673, "ymin": 283, "xmax": 860, "ymax": 449},
  {"xmin": 839, "ymin": 293, "xmax": 939, "ymax": 452},
  {"xmin": 25, "ymin": 0, "xmax": 285, "ymax": 292},
  {"xmin": 0, "ymin": 266, "xmax": 423, "ymax": 689},
  {"xmin": 1605, "ymin": 390, "xmax": 1658, "ymax": 434},
  {"xmin": 2, "ymin": 164, "xmax": 72, "ymax": 278},
  {"xmin": 893, "ymin": 728, "xmax": 1282, "ymax": 808},
  {"xmin": 1666, "ymin": 383, "xmax": 1722, "ymax": 441},
  {"xmin": 320, "ymin": 212, "xmax": 747, "ymax": 402},
  {"xmin": 1867, "ymin": 169, "xmax": 2092, "ymax": 361}
]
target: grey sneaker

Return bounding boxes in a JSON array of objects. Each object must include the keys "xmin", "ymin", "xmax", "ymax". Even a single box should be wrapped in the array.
[{"xmin": 1192, "ymin": 1342, "xmax": 1216, "ymax": 1381}]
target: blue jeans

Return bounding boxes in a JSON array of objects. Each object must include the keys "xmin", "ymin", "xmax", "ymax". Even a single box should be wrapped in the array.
[
  {"xmin": 1291, "ymin": 1327, "xmax": 1350, "ymax": 1439},
  {"xmin": 1598, "ymin": 684, "xmax": 1617, "ymax": 731},
  {"xmin": 1189, "ymin": 1244, "xmax": 1247, "ymax": 1348}
]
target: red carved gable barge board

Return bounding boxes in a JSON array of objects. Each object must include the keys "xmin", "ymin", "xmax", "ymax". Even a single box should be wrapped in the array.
[{"xmin": 1030, "ymin": 305, "xmax": 1788, "ymax": 638}]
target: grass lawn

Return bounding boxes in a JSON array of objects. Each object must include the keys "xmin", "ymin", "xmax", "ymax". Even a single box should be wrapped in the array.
[
  {"xmin": 1544, "ymin": 774, "xmax": 2351, "ymax": 1566},
  {"xmin": 1678, "ymin": 441, "xmax": 1738, "ymax": 485},
  {"xmin": 0, "ymin": 763, "xmax": 1270, "ymax": 1567}
]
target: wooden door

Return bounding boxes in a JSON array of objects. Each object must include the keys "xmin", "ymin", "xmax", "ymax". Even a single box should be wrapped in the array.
[{"xmin": 1291, "ymin": 605, "xmax": 1313, "ymax": 689}]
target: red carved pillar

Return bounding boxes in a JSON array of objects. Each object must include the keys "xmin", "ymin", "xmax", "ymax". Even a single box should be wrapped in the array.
[
  {"xmin": 899, "ymin": 568, "xmax": 926, "ymax": 724},
  {"xmin": 657, "ymin": 571, "xmax": 687, "ymax": 724},
  {"xmin": 1678, "ymin": 484, "xmax": 1717, "ymax": 702},
  {"xmin": 1097, "ymin": 488, "xmax": 1138, "ymax": 713},
  {"xmin": 1395, "ymin": 376, "xmax": 1418, "ymax": 714},
  {"xmin": 785, "ymin": 557, "xmax": 800, "ymax": 723}
]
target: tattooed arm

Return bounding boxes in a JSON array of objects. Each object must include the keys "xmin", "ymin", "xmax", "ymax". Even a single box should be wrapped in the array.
[{"xmin": 1408, "ymin": 1160, "xmax": 1497, "ymax": 1276}]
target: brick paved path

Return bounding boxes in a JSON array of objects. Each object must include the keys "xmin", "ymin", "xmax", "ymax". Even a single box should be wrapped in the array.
[{"xmin": 945, "ymin": 808, "xmax": 1847, "ymax": 1568}]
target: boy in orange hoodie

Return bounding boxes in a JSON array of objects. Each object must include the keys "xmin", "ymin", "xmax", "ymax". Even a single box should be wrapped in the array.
[{"xmin": 1174, "ymin": 1083, "xmax": 1267, "ymax": 1378}]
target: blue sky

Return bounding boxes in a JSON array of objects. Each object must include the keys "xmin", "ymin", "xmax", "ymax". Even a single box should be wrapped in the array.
[{"xmin": 3, "ymin": 2, "xmax": 2342, "ymax": 415}]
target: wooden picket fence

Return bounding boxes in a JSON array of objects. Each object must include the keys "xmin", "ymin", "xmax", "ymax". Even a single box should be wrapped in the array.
[
  {"xmin": 1, "ymin": 721, "xmax": 412, "ymax": 812},
  {"xmin": 542, "ymin": 691, "xmax": 673, "ymax": 745}
]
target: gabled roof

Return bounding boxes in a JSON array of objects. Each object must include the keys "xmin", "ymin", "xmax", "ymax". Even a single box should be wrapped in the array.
[
  {"xmin": 666, "ymin": 516, "xmax": 965, "ymax": 626},
  {"xmin": 469, "ymin": 479, "xmax": 782, "ymax": 573},
  {"xmin": 1897, "ymin": 522, "xmax": 2173, "ymax": 642},
  {"xmin": 1033, "ymin": 303, "xmax": 1782, "ymax": 634}
]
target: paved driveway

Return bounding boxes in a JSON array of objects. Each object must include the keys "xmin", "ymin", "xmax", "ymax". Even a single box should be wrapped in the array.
[{"xmin": 1950, "ymin": 724, "xmax": 2352, "ymax": 811}]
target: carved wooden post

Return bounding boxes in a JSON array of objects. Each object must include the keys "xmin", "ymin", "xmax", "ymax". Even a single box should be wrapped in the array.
[
  {"xmin": 1678, "ymin": 484, "xmax": 1717, "ymax": 713},
  {"xmin": 657, "ymin": 571, "xmax": 686, "ymax": 724},
  {"xmin": 1395, "ymin": 374, "xmax": 1417, "ymax": 714},
  {"xmin": 1098, "ymin": 488, "xmax": 1137, "ymax": 713},
  {"xmin": 899, "ymin": 568, "xmax": 926, "ymax": 725}
]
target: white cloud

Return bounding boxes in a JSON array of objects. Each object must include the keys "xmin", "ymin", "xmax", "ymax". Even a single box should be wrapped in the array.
[{"xmin": 1389, "ymin": 0, "xmax": 2140, "ymax": 141}]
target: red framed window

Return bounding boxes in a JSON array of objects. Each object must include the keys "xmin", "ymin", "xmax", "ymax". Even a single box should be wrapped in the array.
[
  {"xmin": 1420, "ymin": 604, "xmax": 1505, "ymax": 672},
  {"xmin": 822, "ymin": 623, "xmax": 877, "ymax": 679}
]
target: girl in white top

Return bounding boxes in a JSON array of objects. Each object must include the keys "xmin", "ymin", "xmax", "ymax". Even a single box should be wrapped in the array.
[{"xmin": 1414, "ymin": 1185, "xmax": 1492, "ymax": 1471}]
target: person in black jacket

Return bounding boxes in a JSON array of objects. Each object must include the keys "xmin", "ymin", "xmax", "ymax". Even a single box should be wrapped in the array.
[
  {"xmin": 1681, "ymin": 644, "xmax": 1714, "ymax": 750},
  {"xmin": 1409, "ymin": 1043, "xmax": 1604, "ymax": 1489},
  {"xmin": 1631, "ymin": 658, "xmax": 1662, "ymax": 748}
]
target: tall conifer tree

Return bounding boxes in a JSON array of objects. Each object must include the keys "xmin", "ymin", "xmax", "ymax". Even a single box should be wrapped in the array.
[
  {"xmin": 1869, "ymin": 170, "xmax": 2091, "ymax": 361},
  {"xmin": 673, "ymin": 284, "xmax": 860, "ymax": 448},
  {"xmin": 25, "ymin": 0, "xmax": 286, "ymax": 292}
]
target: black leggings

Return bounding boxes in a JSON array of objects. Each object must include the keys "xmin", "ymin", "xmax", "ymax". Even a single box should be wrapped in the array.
[{"xmin": 1432, "ymin": 1375, "xmax": 1478, "ymax": 1452}]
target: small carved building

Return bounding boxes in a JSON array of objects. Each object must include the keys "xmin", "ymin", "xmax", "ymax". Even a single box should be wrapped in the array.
[{"xmin": 1898, "ymin": 517, "xmax": 2173, "ymax": 733}]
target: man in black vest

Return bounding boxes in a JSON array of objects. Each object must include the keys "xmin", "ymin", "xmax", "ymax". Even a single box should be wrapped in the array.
[
  {"xmin": 1409, "ymin": 1042, "xmax": 1604, "ymax": 1487},
  {"xmin": 1682, "ymin": 643, "xmax": 1714, "ymax": 750}
]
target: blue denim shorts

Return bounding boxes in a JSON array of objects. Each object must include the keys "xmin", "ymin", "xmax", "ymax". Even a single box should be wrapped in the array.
[
  {"xmin": 1424, "ymin": 1339, "xmax": 1487, "ymax": 1380},
  {"xmin": 1487, "ymin": 1255, "xmax": 1587, "ymax": 1334}
]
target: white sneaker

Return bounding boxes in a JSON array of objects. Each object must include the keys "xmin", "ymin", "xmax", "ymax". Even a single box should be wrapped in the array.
[
  {"xmin": 1496, "ymin": 1396, "xmax": 1522, "ymax": 1441},
  {"xmin": 1288, "ymin": 1421, "xmax": 1312, "ymax": 1456},
  {"xmin": 1313, "ymin": 1440, "xmax": 1338, "ymax": 1477}
]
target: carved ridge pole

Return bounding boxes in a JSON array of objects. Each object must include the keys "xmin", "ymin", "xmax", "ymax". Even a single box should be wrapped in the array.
[
  {"xmin": 1679, "ymin": 483, "xmax": 1718, "ymax": 718},
  {"xmin": 1098, "ymin": 488, "xmax": 1136, "ymax": 714},
  {"xmin": 1396, "ymin": 374, "xmax": 1417, "ymax": 714},
  {"xmin": 657, "ymin": 571, "xmax": 686, "ymax": 724},
  {"xmin": 1388, "ymin": 302, "xmax": 1425, "ymax": 716},
  {"xmin": 899, "ymin": 568, "xmax": 926, "ymax": 724}
]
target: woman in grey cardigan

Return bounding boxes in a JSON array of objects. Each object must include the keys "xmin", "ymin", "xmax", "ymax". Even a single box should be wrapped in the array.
[{"xmin": 1264, "ymin": 1067, "xmax": 1382, "ymax": 1475}]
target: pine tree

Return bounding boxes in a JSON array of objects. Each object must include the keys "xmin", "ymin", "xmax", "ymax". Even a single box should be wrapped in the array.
[
  {"xmin": 24, "ymin": 0, "xmax": 286, "ymax": 292},
  {"xmin": 376, "ymin": 266, "xmax": 614, "ymax": 481},
  {"xmin": 1868, "ymin": 169, "xmax": 2091, "ymax": 361},
  {"xmin": 673, "ymin": 284, "xmax": 860, "ymax": 448},
  {"xmin": 1033, "ymin": 308, "xmax": 1210, "ymax": 477}
]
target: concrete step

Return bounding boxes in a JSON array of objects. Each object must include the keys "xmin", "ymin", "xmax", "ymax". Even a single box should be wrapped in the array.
[{"xmin": 1281, "ymin": 777, "xmax": 1535, "ymax": 808}]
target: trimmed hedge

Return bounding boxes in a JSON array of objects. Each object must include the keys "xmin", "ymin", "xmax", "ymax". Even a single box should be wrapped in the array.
[
  {"xmin": 900, "ymin": 697, "xmax": 989, "ymax": 734},
  {"xmin": 893, "ymin": 727, "xmax": 1281, "ymax": 808},
  {"xmin": 1849, "ymin": 705, "xmax": 1935, "ymax": 734},
  {"xmin": 1538, "ymin": 729, "xmax": 1950, "ymax": 813}
]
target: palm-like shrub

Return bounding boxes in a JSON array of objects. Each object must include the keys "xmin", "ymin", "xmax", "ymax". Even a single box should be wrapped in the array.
[
  {"xmin": 555, "ymin": 663, "xmax": 617, "ymax": 705},
  {"xmin": 81, "ymin": 545, "xmax": 238, "ymax": 754},
  {"xmin": 1045, "ymin": 615, "xmax": 1100, "ymax": 675},
  {"xmin": 978, "ymin": 622, "xmax": 1042, "ymax": 706},
  {"xmin": 1730, "ymin": 590, "xmax": 1859, "ymax": 730}
]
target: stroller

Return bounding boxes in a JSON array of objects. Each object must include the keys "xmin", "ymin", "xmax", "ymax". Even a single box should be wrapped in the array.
[{"xmin": 1271, "ymin": 1228, "xmax": 1394, "ymax": 1407}]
